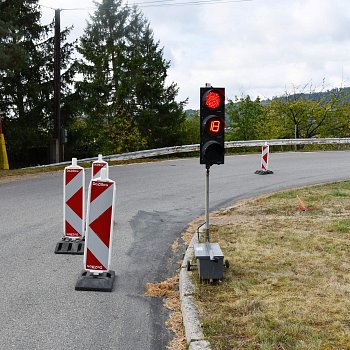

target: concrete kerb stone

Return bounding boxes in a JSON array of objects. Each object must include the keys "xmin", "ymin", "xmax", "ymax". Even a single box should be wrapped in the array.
[
  {"xmin": 189, "ymin": 340, "xmax": 212, "ymax": 350},
  {"xmin": 180, "ymin": 232, "xmax": 212, "ymax": 350}
]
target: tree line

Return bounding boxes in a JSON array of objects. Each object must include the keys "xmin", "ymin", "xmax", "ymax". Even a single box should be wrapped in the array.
[
  {"xmin": 179, "ymin": 86, "xmax": 350, "ymax": 148},
  {"xmin": 225, "ymin": 86, "xmax": 350, "ymax": 142},
  {"xmin": 1, "ymin": 1, "xmax": 349, "ymax": 168},
  {"xmin": 0, "ymin": 0, "xmax": 187, "ymax": 167}
]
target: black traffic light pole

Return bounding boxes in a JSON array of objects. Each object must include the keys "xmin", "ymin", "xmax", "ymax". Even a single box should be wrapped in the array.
[
  {"xmin": 191, "ymin": 84, "xmax": 226, "ymax": 281},
  {"xmin": 200, "ymin": 84, "xmax": 225, "ymax": 243}
]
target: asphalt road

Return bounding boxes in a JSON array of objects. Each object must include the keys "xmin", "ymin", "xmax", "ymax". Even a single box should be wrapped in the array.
[{"xmin": 1, "ymin": 151, "xmax": 350, "ymax": 350}]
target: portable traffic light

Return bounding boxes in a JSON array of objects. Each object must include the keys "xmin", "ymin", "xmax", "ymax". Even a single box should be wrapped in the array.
[{"xmin": 200, "ymin": 86, "xmax": 225, "ymax": 166}]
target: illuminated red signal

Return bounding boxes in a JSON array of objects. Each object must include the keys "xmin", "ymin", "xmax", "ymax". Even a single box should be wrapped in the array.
[
  {"xmin": 204, "ymin": 91, "xmax": 222, "ymax": 109},
  {"xmin": 204, "ymin": 118, "xmax": 223, "ymax": 135},
  {"xmin": 210, "ymin": 120, "xmax": 221, "ymax": 133}
]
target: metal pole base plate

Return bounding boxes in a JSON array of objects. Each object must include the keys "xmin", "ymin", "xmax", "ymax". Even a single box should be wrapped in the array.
[
  {"xmin": 54, "ymin": 237, "xmax": 85, "ymax": 255},
  {"xmin": 75, "ymin": 270, "xmax": 116, "ymax": 292},
  {"xmin": 255, "ymin": 170, "xmax": 274, "ymax": 175}
]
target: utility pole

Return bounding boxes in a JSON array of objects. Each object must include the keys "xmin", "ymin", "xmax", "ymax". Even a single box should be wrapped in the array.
[{"xmin": 51, "ymin": 8, "xmax": 61, "ymax": 163}]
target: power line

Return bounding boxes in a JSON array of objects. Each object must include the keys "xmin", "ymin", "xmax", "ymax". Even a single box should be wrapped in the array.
[
  {"xmin": 38, "ymin": 0, "xmax": 252, "ymax": 11},
  {"xmin": 39, "ymin": 4, "xmax": 95, "ymax": 11},
  {"xmin": 136, "ymin": 0, "xmax": 252, "ymax": 7},
  {"xmin": 39, "ymin": 4, "xmax": 55, "ymax": 10}
]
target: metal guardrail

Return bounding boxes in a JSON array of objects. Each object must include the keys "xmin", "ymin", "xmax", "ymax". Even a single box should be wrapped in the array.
[
  {"xmin": 28, "ymin": 138, "xmax": 350, "ymax": 169},
  {"xmin": 228, "ymin": 138, "xmax": 350, "ymax": 147}
]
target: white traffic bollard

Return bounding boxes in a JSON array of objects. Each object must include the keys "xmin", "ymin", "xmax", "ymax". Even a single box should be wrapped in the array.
[
  {"xmin": 92, "ymin": 154, "xmax": 109, "ymax": 179},
  {"xmin": 255, "ymin": 142, "xmax": 273, "ymax": 175},
  {"xmin": 261, "ymin": 142, "xmax": 269, "ymax": 171},
  {"xmin": 55, "ymin": 158, "xmax": 85, "ymax": 254},
  {"xmin": 75, "ymin": 168, "xmax": 116, "ymax": 292}
]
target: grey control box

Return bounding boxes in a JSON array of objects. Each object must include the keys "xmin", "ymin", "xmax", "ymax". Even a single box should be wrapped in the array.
[{"xmin": 194, "ymin": 242, "xmax": 224, "ymax": 280}]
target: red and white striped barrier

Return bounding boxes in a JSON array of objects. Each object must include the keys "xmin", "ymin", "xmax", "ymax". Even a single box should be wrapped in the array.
[
  {"xmin": 255, "ymin": 142, "xmax": 273, "ymax": 175},
  {"xmin": 92, "ymin": 154, "xmax": 109, "ymax": 179},
  {"xmin": 76, "ymin": 168, "xmax": 116, "ymax": 291},
  {"xmin": 64, "ymin": 158, "xmax": 85, "ymax": 238},
  {"xmin": 84, "ymin": 168, "xmax": 115, "ymax": 273},
  {"xmin": 261, "ymin": 142, "xmax": 269, "ymax": 171},
  {"xmin": 55, "ymin": 158, "xmax": 85, "ymax": 254}
]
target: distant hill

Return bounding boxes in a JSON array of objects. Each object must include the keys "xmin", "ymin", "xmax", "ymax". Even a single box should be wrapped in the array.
[
  {"xmin": 268, "ymin": 86, "xmax": 350, "ymax": 103},
  {"xmin": 185, "ymin": 109, "xmax": 198, "ymax": 119},
  {"xmin": 185, "ymin": 87, "xmax": 350, "ymax": 116}
]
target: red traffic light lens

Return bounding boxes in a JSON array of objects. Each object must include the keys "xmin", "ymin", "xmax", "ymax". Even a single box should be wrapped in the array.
[{"xmin": 204, "ymin": 90, "xmax": 223, "ymax": 109}]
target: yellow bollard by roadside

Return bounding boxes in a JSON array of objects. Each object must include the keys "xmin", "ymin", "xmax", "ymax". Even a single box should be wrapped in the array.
[{"xmin": 0, "ymin": 116, "xmax": 9, "ymax": 170}]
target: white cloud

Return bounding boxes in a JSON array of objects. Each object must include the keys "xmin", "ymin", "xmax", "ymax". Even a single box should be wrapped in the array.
[{"xmin": 39, "ymin": 0, "xmax": 350, "ymax": 108}]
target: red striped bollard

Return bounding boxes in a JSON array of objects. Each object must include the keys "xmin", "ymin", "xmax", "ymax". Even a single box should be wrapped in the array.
[
  {"xmin": 75, "ymin": 168, "xmax": 116, "ymax": 292},
  {"xmin": 255, "ymin": 142, "xmax": 273, "ymax": 175},
  {"xmin": 55, "ymin": 158, "xmax": 85, "ymax": 254},
  {"xmin": 92, "ymin": 154, "xmax": 109, "ymax": 179}
]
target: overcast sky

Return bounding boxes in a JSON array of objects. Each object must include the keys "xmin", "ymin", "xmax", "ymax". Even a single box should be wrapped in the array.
[{"xmin": 38, "ymin": 0, "xmax": 350, "ymax": 109}]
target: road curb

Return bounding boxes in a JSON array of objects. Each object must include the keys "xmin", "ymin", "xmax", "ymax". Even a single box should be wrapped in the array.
[{"xmin": 180, "ymin": 232, "xmax": 212, "ymax": 350}]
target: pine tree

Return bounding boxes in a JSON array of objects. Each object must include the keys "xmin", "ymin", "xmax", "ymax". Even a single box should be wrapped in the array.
[
  {"xmin": 129, "ymin": 23, "xmax": 187, "ymax": 147},
  {"xmin": 0, "ymin": 0, "xmax": 76, "ymax": 167},
  {"xmin": 76, "ymin": 0, "xmax": 186, "ymax": 153}
]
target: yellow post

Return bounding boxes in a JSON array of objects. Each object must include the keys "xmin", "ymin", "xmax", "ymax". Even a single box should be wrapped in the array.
[
  {"xmin": 0, "ymin": 133, "xmax": 9, "ymax": 170},
  {"xmin": 0, "ymin": 115, "xmax": 9, "ymax": 170}
]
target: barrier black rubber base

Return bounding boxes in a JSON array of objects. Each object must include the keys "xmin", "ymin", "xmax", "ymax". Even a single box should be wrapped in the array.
[
  {"xmin": 75, "ymin": 270, "xmax": 115, "ymax": 292},
  {"xmin": 54, "ymin": 237, "xmax": 85, "ymax": 255},
  {"xmin": 255, "ymin": 170, "xmax": 274, "ymax": 175}
]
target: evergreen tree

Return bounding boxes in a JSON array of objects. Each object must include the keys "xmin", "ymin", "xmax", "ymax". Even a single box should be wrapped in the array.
[
  {"xmin": 0, "ymin": 0, "xmax": 76, "ymax": 167},
  {"xmin": 76, "ymin": 0, "xmax": 186, "ymax": 153}
]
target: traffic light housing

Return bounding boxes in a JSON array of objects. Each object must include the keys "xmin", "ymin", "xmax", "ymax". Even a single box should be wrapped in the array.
[{"xmin": 200, "ymin": 87, "xmax": 225, "ymax": 166}]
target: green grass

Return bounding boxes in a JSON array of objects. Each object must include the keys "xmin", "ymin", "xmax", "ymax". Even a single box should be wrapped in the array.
[{"xmin": 195, "ymin": 181, "xmax": 350, "ymax": 350}]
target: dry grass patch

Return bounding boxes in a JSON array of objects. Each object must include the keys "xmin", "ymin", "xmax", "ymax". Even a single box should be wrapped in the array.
[
  {"xmin": 196, "ymin": 182, "xmax": 350, "ymax": 350},
  {"xmin": 146, "ymin": 276, "xmax": 186, "ymax": 350},
  {"xmin": 144, "ymin": 220, "xmax": 208, "ymax": 350}
]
